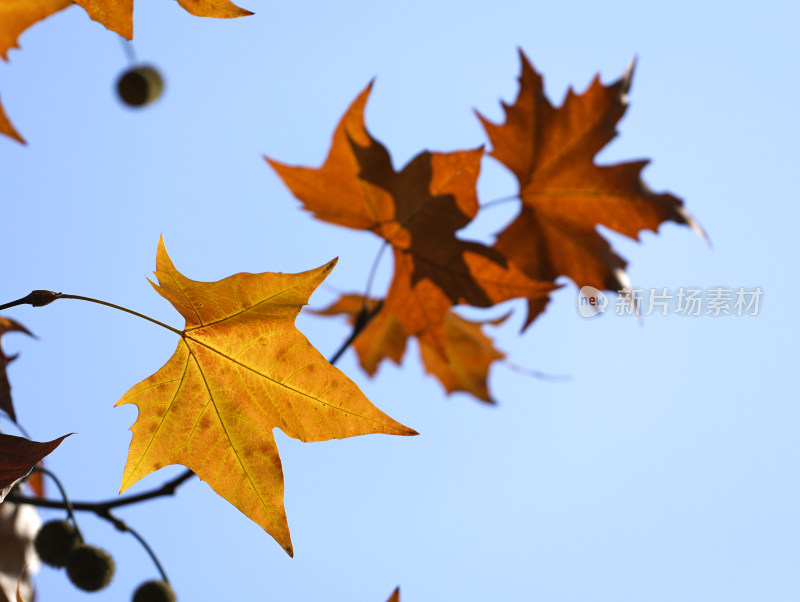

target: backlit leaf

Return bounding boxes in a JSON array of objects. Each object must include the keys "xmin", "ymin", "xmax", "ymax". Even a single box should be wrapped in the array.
[
  {"xmin": 316, "ymin": 294, "xmax": 509, "ymax": 403},
  {"xmin": 267, "ymin": 83, "xmax": 555, "ymax": 355},
  {"xmin": 0, "ymin": 96, "xmax": 24, "ymax": 145},
  {"xmin": 477, "ymin": 50, "xmax": 704, "ymax": 325},
  {"xmin": 0, "ymin": 0, "xmax": 71, "ymax": 61},
  {"xmin": 116, "ymin": 237, "xmax": 416, "ymax": 556},
  {"xmin": 0, "ymin": 434, "xmax": 69, "ymax": 502},
  {"xmin": 73, "ymin": 0, "xmax": 251, "ymax": 39}
]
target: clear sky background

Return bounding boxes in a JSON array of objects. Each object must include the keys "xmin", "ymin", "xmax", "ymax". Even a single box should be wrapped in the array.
[{"xmin": 1, "ymin": 1, "xmax": 797, "ymax": 601}]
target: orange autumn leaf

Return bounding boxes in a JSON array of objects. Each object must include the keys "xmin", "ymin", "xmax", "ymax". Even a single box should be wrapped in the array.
[
  {"xmin": 0, "ymin": 316, "xmax": 34, "ymax": 423},
  {"xmin": 478, "ymin": 50, "xmax": 703, "ymax": 325},
  {"xmin": 116, "ymin": 237, "xmax": 416, "ymax": 556},
  {"xmin": 418, "ymin": 311, "xmax": 508, "ymax": 404},
  {"xmin": 0, "ymin": 96, "xmax": 24, "ymax": 145},
  {"xmin": 316, "ymin": 294, "xmax": 508, "ymax": 403},
  {"xmin": 176, "ymin": 0, "xmax": 253, "ymax": 19},
  {"xmin": 73, "ymin": 0, "xmax": 251, "ymax": 40},
  {"xmin": 0, "ymin": 0, "xmax": 72, "ymax": 61},
  {"xmin": 313, "ymin": 295, "xmax": 407, "ymax": 376},
  {"xmin": 267, "ymin": 83, "xmax": 555, "ymax": 355},
  {"xmin": 385, "ymin": 587, "xmax": 400, "ymax": 602},
  {"xmin": 0, "ymin": 0, "xmax": 71, "ymax": 143}
]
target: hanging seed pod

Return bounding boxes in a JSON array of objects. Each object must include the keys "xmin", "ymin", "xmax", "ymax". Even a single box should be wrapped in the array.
[{"xmin": 116, "ymin": 66, "xmax": 164, "ymax": 107}]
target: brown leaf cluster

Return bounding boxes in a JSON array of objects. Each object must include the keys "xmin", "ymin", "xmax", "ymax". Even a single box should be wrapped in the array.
[
  {"xmin": 315, "ymin": 295, "xmax": 508, "ymax": 404},
  {"xmin": 268, "ymin": 52, "xmax": 699, "ymax": 403}
]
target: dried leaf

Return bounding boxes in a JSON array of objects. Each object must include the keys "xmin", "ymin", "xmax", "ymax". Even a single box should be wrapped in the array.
[
  {"xmin": 313, "ymin": 295, "xmax": 406, "ymax": 376},
  {"xmin": 316, "ymin": 294, "xmax": 508, "ymax": 403},
  {"xmin": 0, "ymin": 96, "xmax": 24, "ymax": 145},
  {"xmin": 385, "ymin": 587, "xmax": 400, "ymax": 602},
  {"xmin": 0, "ymin": 0, "xmax": 72, "ymax": 61},
  {"xmin": 73, "ymin": 0, "xmax": 251, "ymax": 39},
  {"xmin": 0, "ymin": 316, "xmax": 34, "ymax": 423},
  {"xmin": 418, "ymin": 311, "xmax": 508, "ymax": 404},
  {"xmin": 72, "ymin": 0, "xmax": 134, "ymax": 39},
  {"xmin": 116, "ymin": 237, "xmax": 416, "ymax": 556},
  {"xmin": 268, "ymin": 83, "xmax": 555, "ymax": 355},
  {"xmin": 478, "ymin": 50, "xmax": 703, "ymax": 325},
  {"xmin": 177, "ymin": 0, "xmax": 252, "ymax": 19},
  {"xmin": 0, "ymin": 433, "xmax": 68, "ymax": 502}
]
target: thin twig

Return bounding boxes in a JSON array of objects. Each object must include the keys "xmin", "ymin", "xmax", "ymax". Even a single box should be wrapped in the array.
[
  {"xmin": 101, "ymin": 512, "xmax": 170, "ymax": 584},
  {"xmin": 363, "ymin": 241, "xmax": 389, "ymax": 303},
  {"xmin": 119, "ymin": 36, "xmax": 138, "ymax": 66},
  {"xmin": 327, "ymin": 301, "xmax": 383, "ymax": 366}
]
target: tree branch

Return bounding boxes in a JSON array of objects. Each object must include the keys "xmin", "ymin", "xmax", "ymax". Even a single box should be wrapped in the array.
[
  {"xmin": 7, "ymin": 468, "xmax": 196, "ymax": 513},
  {"xmin": 327, "ymin": 300, "xmax": 383, "ymax": 365}
]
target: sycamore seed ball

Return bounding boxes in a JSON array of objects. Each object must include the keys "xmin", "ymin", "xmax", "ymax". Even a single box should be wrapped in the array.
[
  {"xmin": 133, "ymin": 579, "xmax": 177, "ymax": 602},
  {"xmin": 34, "ymin": 519, "xmax": 81, "ymax": 567},
  {"xmin": 116, "ymin": 66, "xmax": 164, "ymax": 107},
  {"xmin": 66, "ymin": 544, "xmax": 115, "ymax": 592}
]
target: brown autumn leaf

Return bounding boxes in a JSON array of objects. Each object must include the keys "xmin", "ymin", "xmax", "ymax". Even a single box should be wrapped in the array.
[
  {"xmin": 0, "ymin": 316, "xmax": 35, "ymax": 423},
  {"xmin": 267, "ymin": 83, "xmax": 555, "ymax": 356},
  {"xmin": 478, "ymin": 50, "xmax": 703, "ymax": 325},
  {"xmin": 0, "ymin": 433, "xmax": 69, "ymax": 502},
  {"xmin": 316, "ymin": 294, "xmax": 508, "ymax": 403},
  {"xmin": 419, "ymin": 310, "xmax": 508, "ymax": 404},
  {"xmin": 385, "ymin": 587, "xmax": 400, "ymax": 602},
  {"xmin": 313, "ymin": 295, "xmax": 405, "ymax": 376},
  {"xmin": 73, "ymin": 0, "xmax": 252, "ymax": 40},
  {"xmin": 116, "ymin": 237, "xmax": 416, "ymax": 556}
]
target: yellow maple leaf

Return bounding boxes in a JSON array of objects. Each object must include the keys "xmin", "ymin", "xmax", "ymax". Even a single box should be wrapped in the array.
[{"xmin": 116, "ymin": 237, "xmax": 416, "ymax": 556}]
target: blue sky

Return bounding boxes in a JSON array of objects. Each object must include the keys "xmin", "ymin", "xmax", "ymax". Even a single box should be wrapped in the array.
[{"xmin": 1, "ymin": 1, "xmax": 797, "ymax": 600}]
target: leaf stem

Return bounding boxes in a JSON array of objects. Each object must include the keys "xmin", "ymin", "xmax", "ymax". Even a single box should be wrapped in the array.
[
  {"xmin": 363, "ymin": 241, "xmax": 389, "ymax": 304},
  {"xmin": 104, "ymin": 513, "xmax": 170, "ymax": 584},
  {"xmin": 119, "ymin": 36, "xmax": 138, "ymax": 66},
  {"xmin": 58, "ymin": 294, "xmax": 183, "ymax": 336},
  {"xmin": 0, "ymin": 291, "xmax": 183, "ymax": 337},
  {"xmin": 327, "ymin": 301, "xmax": 383, "ymax": 366},
  {"xmin": 480, "ymin": 194, "xmax": 520, "ymax": 210},
  {"xmin": 326, "ymin": 242, "xmax": 389, "ymax": 366}
]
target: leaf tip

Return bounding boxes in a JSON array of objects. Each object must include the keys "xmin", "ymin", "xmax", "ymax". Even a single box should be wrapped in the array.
[
  {"xmin": 319, "ymin": 257, "xmax": 338, "ymax": 279},
  {"xmin": 619, "ymin": 56, "xmax": 637, "ymax": 100},
  {"xmin": 675, "ymin": 206, "xmax": 710, "ymax": 245}
]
